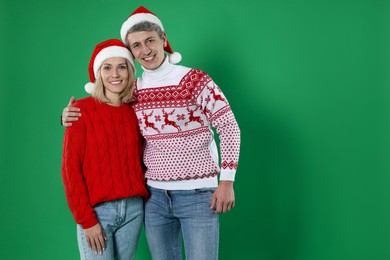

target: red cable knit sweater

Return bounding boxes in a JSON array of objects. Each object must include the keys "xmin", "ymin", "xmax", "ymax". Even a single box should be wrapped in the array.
[{"xmin": 61, "ymin": 97, "xmax": 148, "ymax": 229}]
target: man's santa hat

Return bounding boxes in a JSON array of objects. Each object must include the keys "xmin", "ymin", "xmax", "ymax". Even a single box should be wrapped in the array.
[
  {"xmin": 84, "ymin": 39, "xmax": 136, "ymax": 94},
  {"xmin": 120, "ymin": 6, "xmax": 182, "ymax": 64}
]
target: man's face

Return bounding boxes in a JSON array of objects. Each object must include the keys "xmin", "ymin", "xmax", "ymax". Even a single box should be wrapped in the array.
[{"xmin": 127, "ymin": 30, "xmax": 167, "ymax": 70}]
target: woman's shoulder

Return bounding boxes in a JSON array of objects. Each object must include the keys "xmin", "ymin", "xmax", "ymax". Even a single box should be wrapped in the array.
[{"xmin": 73, "ymin": 96, "xmax": 95, "ymax": 109}]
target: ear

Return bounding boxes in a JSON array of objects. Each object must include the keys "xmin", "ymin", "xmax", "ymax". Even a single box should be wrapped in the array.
[{"xmin": 162, "ymin": 32, "xmax": 168, "ymax": 47}]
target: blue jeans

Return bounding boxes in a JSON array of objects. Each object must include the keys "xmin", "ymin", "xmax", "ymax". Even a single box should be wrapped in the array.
[
  {"xmin": 77, "ymin": 197, "xmax": 144, "ymax": 260},
  {"xmin": 145, "ymin": 186, "xmax": 219, "ymax": 260}
]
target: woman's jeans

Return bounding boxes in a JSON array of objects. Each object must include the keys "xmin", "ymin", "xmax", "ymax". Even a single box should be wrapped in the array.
[
  {"xmin": 77, "ymin": 197, "xmax": 144, "ymax": 260},
  {"xmin": 145, "ymin": 186, "xmax": 219, "ymax": 260}
]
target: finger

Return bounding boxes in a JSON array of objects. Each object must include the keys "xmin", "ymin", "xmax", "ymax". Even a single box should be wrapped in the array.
[
  {"xmin": 63, "ymin": 122, "xmax": 73, "ymax": 127},
  {"xmin": 66, "ymin": 111, "xmax": 81, "ymax": 116},
  {"xmin": 86, "ymin": 237, "xmax": 92, "ymax": 249},
  {"xmin": 98, "ymin": 233, "xmax": 106, "ymax": 251},
  {"xmin": 63, "ymin": 105, "xmax": 81, "ymax": 115},
  {"xmin": 90, "ymin": 238, "xmax": 98, "ymax": 255},
  {"xmin": 210, "ymin": 194, "xmax": 217, "ymax": 210},
  {"xmin": 65, "ymin": 107, "xmax": 81, "ymax": 113},
  {"xmin": 62, "ymin": 112, "xmax": 81, "ymax": 126},
  {"xmin": 222, "ymin": 201, "xmax": 232, "ymax": 213},
  {"xmin": 68, "ymin": 96, "xmax": 75, "ymax": 107},
  {"xmin": 221, "ymin": 203, "xmax": 227, "ymax": 214},
  {"xmin": 63, "ymin": 115, "xmax": 79, "ymax": 121},
  {"xmin": 94, "ymin": 237, "xmax": 103, "ymax": 255},
  {"xmin": 62, "ymin": 108, "xmax": 80, "ymax": 118},
  {"xmin": 224, "ymin": 204, "xmax": 230, "ymax": 213},
  {"xmin": 215, "ymin": 201, "xmax": 222, "ymax": 214},
  {"xmin": 226, "ymin": 202, "xmax": 233, "ymax": 212}
]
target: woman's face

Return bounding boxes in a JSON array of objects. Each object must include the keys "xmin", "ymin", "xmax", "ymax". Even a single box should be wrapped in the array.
[{"xmin": 100, "ymin": 57, "xmax": 129, "ymax": 97}]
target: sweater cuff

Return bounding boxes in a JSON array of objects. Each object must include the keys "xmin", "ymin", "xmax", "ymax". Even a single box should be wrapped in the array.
[
  {"xmin": 219, "ymin": 169, "xmax": 236, "ymax": 182},
  {"xmin": 81, "ymin": 217, "xmax": 99, "ymax": 229}
]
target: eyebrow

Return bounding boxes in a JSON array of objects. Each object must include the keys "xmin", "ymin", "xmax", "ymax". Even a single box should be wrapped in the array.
[
  {"xmin": 102, "ymin": 62, "xmax": 127, "ymax": 66},
  {"xmin": 131, "ymin": 36, "xmax": 155, "ymax": 46}
]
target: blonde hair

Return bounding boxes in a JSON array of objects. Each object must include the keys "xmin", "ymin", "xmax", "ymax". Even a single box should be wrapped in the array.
[{"xmin": 92, "ymin": 59, "xmax": 136, "ymax": 104}]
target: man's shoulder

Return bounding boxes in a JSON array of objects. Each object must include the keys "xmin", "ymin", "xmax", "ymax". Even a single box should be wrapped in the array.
[
  {"xmin": 174, "ymin": 63, "xmax": 192, "ymax": 70},
  {"xmin": 175, "ymin": 65, "xmax": 211, "ymax": 78},
  {"xmin": 172, "ymin": 64, "xmax": 193, "ymax": 77},
  {"xmin": 174, "ymin": 64, "xmax": 206, "ymax": 73}
]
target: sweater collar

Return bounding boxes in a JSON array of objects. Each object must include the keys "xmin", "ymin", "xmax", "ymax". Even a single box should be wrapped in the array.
[{"xmin": 141, "ymin": 56, "xmax": 174, "ymax": 81}]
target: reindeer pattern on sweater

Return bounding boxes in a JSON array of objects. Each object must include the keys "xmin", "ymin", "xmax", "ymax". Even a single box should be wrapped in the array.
[{"xmin": 132, "ymin": 61, "xmax": 240, "ymax": 181}]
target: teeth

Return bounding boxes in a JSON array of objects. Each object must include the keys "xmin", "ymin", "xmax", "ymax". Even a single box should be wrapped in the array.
[
  {"xmin": 144, "ymin": 56, "xmax": 153, "ymax": 61},
  {"xmin": 110, "ymin": 81, "xmax": 121, "ymax": 84}
]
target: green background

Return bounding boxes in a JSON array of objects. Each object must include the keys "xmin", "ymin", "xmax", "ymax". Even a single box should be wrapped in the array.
[{"xmin": 1, "ymin": 0, "xmax": 389, "ymax": 259}]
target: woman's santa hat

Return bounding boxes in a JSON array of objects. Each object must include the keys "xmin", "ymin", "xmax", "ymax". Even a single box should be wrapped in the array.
[
  {"xmin": 84, "ymin": 39, "xmax": 136, "ymax": 94},
  {"xmin": 120, "ymin": 6, "xmax": 182, "ymax": 64}
]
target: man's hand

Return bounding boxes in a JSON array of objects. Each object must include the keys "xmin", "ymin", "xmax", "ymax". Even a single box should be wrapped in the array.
[
  {"xmin": 62, "ymin": 96, "xmax": 81, "ymax": 127},
  {"xmin": 210, "ymin": 181, "xmax": 235, "ymax": 214},
  {"xmin": 83, "ymin": 223, "xmax": 107, "ymax": 255}
]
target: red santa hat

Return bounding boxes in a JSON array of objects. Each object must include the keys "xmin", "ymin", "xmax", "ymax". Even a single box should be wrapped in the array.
[
  {"xmin": 120, "ymin": 6, "xmax": 182, "ymax": 64},
  {"xmin": 84, "ymin": 39, "xmax": 136, "ymax": 94}
]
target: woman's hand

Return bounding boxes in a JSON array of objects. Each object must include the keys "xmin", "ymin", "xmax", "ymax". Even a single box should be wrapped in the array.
[{"xmin": 83, "ymin": 223, "xmax": 107, "ymax": 255}]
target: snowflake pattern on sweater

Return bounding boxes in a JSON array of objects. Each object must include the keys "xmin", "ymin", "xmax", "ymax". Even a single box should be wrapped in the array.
[{"xmin": 132, "ymin": 64, "xmax": 240, "ymax": 181}]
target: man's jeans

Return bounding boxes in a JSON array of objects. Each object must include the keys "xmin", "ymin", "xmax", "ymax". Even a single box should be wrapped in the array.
[
  {"xmin": 145, "ymin": 186, "xmax": 219, "ymax": 260},
  {"xmin": 77, "ymin": 197, "xmax": 144, "ymax": 260}
]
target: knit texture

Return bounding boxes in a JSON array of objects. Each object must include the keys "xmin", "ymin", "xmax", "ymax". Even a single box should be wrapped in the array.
[
  {"xmin": 133, "ymin": 60, "xmax": 240, "ymax": 181},
  {"xmin": 61, "ymin": 97, "xmax": 148, "ymax": 229}
]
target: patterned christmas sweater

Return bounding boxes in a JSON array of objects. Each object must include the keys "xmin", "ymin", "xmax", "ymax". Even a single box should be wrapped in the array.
[
  {"xmin": 133, "ymin": 58, "xmax": 240, "ymax": 181},
  {"xmin": 61, "ymin": 97, "xmax": 148, "ymax": 229}
]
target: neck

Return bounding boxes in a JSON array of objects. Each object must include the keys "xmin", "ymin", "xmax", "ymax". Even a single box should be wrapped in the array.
[
  {"xmin": 107, "ymin": 100, "xmax": 122, "ymax": 107},
  {"xmin": 142, "ymin": 56, "xmax": 174, "ymax": 81},
  {"xmin": 106, "ymin": 94, "xmax": 122, "ymax": 107}
]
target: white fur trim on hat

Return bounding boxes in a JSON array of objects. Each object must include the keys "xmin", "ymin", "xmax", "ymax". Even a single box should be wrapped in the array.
[
  {"xmin": 120, "ymin": 13, "xmax": 164, "ymax": 43},
  {"xmin": 84, "ymin": 82, "xmax": 95, "ymax": 94},
  {"xmin": 93, "ymin": 46, "xmax": 136, "ymax": 77},
  {"xmin": 169, "ymin": 52, "xmax": 182, "ymax": 64}
]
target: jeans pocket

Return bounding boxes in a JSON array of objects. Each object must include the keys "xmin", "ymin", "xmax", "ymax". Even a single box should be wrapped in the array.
[{"xmin": 194, "ymin": 187, "xmax": 216, "ymax": 194}]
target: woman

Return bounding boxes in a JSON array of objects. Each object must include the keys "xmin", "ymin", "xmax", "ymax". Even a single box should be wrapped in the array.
[{"xmin": 61, "ymin": 39, "xmax": 148, "ymax": 260}]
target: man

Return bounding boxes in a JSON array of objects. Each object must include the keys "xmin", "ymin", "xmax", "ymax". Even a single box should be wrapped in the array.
[{"xmin": 62, "ymin": 6, "xmax": 240, "ymax": 260}]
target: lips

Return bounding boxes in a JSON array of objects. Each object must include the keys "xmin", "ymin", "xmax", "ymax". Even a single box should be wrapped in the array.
[
  {"xmin": 143, "ymin": 54, "xmax": 155, "ymax": 61},
  {"xmin": 109, "ymin": 80, "xmax": 123, "ymax": 85}
]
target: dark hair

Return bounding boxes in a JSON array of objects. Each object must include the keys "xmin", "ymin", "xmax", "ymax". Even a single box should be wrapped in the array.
[{"xmin": 124, "ymin": 21, "xmax": 164, "ymax": 46}]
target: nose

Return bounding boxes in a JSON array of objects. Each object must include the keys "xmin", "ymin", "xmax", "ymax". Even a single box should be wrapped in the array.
[
  {"xmin": 141, "ymin": 44, "xmax": 151, "ymax": 55},
  {"xmin": 112, "ymin": 68, "xmax": 119, "ymax": 77}
]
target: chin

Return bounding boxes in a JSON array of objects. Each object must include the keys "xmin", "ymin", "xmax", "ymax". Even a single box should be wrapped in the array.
[{"xmin": 145, "ymin": 63, "xmax": 160, "ymax": 70}]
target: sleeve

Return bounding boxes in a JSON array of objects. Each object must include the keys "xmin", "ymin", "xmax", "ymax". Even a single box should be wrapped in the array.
[
  {"xmin": 135, "ymin": 110, "xmax": 146, "ymax": 171},
  {"xmin": 61, "ymin": 105, "xmax": 98, "ymax": 229},
  {"xmin": 197, "ymin": 76, "xmax": 241, "ymax": 181}
]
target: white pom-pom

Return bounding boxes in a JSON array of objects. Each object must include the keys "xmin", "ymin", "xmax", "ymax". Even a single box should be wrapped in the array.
[
  {"xmin": 84, "ymin": 82, "xmax": 95, "ymax": 94},
  {"xmin": 169, "ymin": 52, "xmax": 182, "ymax": 64}
]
